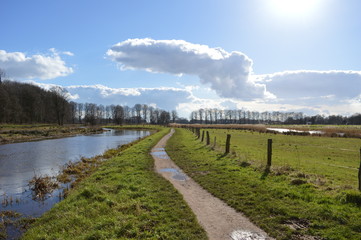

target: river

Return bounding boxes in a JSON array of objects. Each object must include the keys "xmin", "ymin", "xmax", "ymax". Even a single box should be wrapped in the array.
[{"xmin": 0, "ymin": 128, "xmax": 151, "ymax": 239}]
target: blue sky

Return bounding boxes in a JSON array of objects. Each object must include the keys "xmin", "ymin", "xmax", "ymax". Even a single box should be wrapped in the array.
[{"xmin": 1, "ymin": 0, "xmax": 361, "ymax": 118}]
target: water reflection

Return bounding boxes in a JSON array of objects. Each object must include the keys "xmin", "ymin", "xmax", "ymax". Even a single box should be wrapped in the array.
[{"xmin": 0, "ymin": 129, "xmax": 150, "ymax": 204}]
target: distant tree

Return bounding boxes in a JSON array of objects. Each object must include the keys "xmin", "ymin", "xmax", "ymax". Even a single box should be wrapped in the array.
[
  {"xmin": 152, "ymin": 108, "xmax": 160, "ymax": 124},
  {"xmin": 76, "ymin": 103, "xmax": 84, "ymax": 123},
  {"xmin": 97, "ymin": 105, "xmax": 105, "ymax": 124},
  {"xmin": 198, "ymin": 108, "xmax": 204, "ymax": 124},
  {"xmin": 0, "ymin": 84, "xmax": 9, "ymax": 122},
  {"xmin": 348, "ymin": 114, "xmax": 361, "ymax": 125},
  {"xmin": 105, "ymin": 105, "xmax": 112, "ymax": 123},
  {"xmin": 159, "ymin": 111, "xmax": 170, "ymax": 125},
  {"xmin": 123, "ymin": 106, "xmax": 131, "ymax": 124},
  {"xmin": 84, "ymin": 103, "xmax": 97, "ymax": 125},
  {"xmin": 0, "ymin": 68, "xmax": 6, "ymax": 84},
  {"xmin": 134, "ymin": 104, "xmax": 142, "ymax": 124},
  {"xmin": 113, "ymin": 105, "xmax": 124, "ymax": 125},
  {"xmin": 142, "ymin": 104, "xmax": 149, "ymax": 123},
  {"xmin": 69, "ymin": 101, "xmax": 77, "ymax": 124},
  {"xmin": 149, "ymin": 106, "xmax": 155, "ymax": 124},
  {"xmin": 50, "ymin": 86, "xmax": 69, "ymax": 125},
  {"xmin": 171, "ymin": 110, "xmax": 178, "ymax": 123}
]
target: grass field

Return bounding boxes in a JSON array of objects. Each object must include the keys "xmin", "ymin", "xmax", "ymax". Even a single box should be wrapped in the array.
[
  {"xmin": 200, "ymin": 128, "xmax": 361, "ymax": 190},
  {"xmin": 22, "ymin": 128, "xmax": 207, "ymax": 240},
  {"xmin": 166, "ymin": 128, "xmax": 361, "ymax": 240}
]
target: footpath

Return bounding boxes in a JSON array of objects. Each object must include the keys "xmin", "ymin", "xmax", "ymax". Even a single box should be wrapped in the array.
[{"xmin": 151, "ymin": 129, "xmax": 273, "ymax": 240}]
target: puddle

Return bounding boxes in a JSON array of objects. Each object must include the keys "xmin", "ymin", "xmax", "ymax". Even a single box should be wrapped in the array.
[
  {"xmin": 151, "ymin": 151, "xmax": 170, "ymax": 159},
  {"xmin": 267, "ymin": 128, "xmax": 323, "ymax": 135},
  {"xmin": 153, "ymin": 148, "xmax": 165, "ymax": 151},
  {"xmin": 230, "ymin": 230, "xmax": 267, "ymax": 240},
  {"xmin": 159, "ymin": 168, "xmax": 188, "ymax": 181},
  {"xmin": 172, "ymin": 173, "xmax": 187, "ymax": 181},
  {"xmin": 159, "ymin": 168, "xmax": 178, "ymax": 173}
]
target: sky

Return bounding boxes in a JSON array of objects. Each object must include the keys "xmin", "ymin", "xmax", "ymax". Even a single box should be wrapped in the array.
[{"xmin": 1, "ymin": 0, "xmax": 361, "ymax": 118}]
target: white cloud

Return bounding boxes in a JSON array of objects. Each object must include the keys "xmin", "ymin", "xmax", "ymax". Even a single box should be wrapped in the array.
[
  {"xmin": 106, "ymin": 38, "xmax": 269, "ymax": 100},
  {"xmin": 0, "ymin": 49, "xmax": 73, "ymax": 80},
  {"xmin": 62, "ymin": 51, "xmax": 74, "ymax": 56},
  {"xmin": 65, "ymin": 84, "xmax": 192, "ymax": 111},
  {"xmin": 27, "ymin": 81, "xmax": 192, "ymax": 112},
  {"xmin": 258, "ymin": 70, "xmax": 361, "ymax": 100},
  {"xmin": 27, "ymin": 78, "xmax": 361, "ymax": 118}
]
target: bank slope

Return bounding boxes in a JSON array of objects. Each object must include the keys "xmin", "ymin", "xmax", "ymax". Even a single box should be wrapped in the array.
[{"xmin": 23, "ymin": 128, "xmax": 207, "ymax": 240}]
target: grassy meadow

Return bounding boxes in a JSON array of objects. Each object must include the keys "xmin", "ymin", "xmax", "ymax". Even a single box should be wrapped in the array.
[
  {"xmin": 203, "ymin": 128, "xmax": 361, "ymax": 189},
  {"xmin": 166, "ymin": 128, "xmax": 361, "ymax": 240},
  {"xmin": 22, "ymin": 127, "xmax": 207, "ymax": 240}
]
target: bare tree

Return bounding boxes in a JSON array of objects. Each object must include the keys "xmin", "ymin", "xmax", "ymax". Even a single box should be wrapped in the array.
[
  {"xmin": 171, "ymin": 110, "xmax": 178, "ymax": 123},
  {"xmin": 159, "ymin": 111, "xmax": 170, "ymax": 125},
  {"xmin": 0, "ymin": 68, "xmax": 6, "ymax": 84},
  {"xmin": 50, "ymin": 86, "xmax": 69, "ymax": 125},
  {"xmin": 153, "ymin": 108, "xmax": 160, "ymax": 124},
  {"xmin": 69, "ymin": 101, "xmax": 77, "ymax": 124},
  {"xmin": 123, "ymin": 106, "xmax": 131, "ymax": 124},
  {"xmin": 84, "ymin": 103, "xmax": 97, "ymax": 125},
  {"xmin": 134, "ymin": 104, "xmax": 142, "ymax": 124},
  {"xmin": 198, "ymin": 108, "xmax": 204, "ymax": 124},
  {"xmin": 142, "ymin": 104, "xmax": 149, "ymax": 123},
  {"xmin": 105, "ymin": 105, "xmax": 112, "ymax": 123},
  {"xmin": 77, "ymin": 103, "xmax": 84, "ymax": 123}
]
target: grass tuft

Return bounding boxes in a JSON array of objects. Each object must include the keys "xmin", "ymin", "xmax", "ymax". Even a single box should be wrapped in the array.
[
  {"xmin": 338, "ymin": 190, "xmax": 361, "ymax": 206},
  {"xmin": 28, "ymin": 175, "xmax": 59, "ymax": 200}
]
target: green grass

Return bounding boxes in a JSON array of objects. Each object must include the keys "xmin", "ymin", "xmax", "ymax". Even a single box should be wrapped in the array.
[
  {"xmin": 166, "ymin": 128, "xmax": 361, "ymax": 240},
  {"xmin": 202, "ymin": 128, "xmax": 361, "ymax": 189},
  {"xmin": 23, "ymin": 128, "xmax": 207, "ymax": 240}
]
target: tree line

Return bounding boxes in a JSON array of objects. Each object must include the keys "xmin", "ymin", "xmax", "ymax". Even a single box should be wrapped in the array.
[
  {"xmin": 73, "ymin": 102, "xmax": 176, "ymax": 125},
  {"xmin": 1, "ymin": 80, "xmax": 360, "ymax": 126},
  {"xmin": 189, "ymin": 108, "xmax": 304, "ymax": 124},
  {"xmin": 0, "ymin": 81, "xmax": 70, "ymax": 124},
  {"xmin": 0, "ymin": 80, "xmax": 176, "ymax": 125},
  {"xmin": 189, "ymin": 108, "xmax": 361, "ymax": 125}
]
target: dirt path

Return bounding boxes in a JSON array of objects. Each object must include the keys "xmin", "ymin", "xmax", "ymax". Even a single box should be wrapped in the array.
[{"xmin": 151, "ymin": 129, "xmax": 273, "ymax": 240}]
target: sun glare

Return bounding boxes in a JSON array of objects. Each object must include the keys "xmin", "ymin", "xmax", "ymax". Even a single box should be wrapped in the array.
[{"xmin": 269, "ymin": 0, "xmax": 321, "ymax": 18}]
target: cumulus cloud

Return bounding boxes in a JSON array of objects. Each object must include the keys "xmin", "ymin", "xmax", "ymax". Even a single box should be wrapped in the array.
[
  {"xmin": 258, "ymin": 70, "xmax": 361, "ymax": 100},
  {"xmin": 28, "ymin": 81, "xmax": 192, "ymax": 111},
  {"xmin": 65, "ymin": 84, "xmax": 192, "ymax": 111},
  {"xmin": 0, "ymin": 49, "xmax": 73, "ymax": 80},
  {"xmin": 106, "ymin": 38, "xmax": 269, "ymax": 100}
]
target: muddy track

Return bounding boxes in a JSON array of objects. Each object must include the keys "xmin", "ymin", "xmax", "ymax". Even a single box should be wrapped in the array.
[{"xmin": 151, "ymin": 129, "xmax": 273, "ymax": 240}]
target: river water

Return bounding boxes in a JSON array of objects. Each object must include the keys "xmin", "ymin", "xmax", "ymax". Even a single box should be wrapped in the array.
[{"xmin": 0, "ymin": 129, "xmax": 151, "ymax": 238}]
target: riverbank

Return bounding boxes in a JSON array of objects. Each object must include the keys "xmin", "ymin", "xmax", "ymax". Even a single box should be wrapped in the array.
[
  {"xmin": 0, "ymin": 124, "xmax": 104, "ymax": 144},
  {"xmin": 22, "ymin": 128, "xmax": 207, "ymax": 239},
  {"xmin": 166, "ymin": 128, "xmax": 361, "ymax": 240},
  {"xmin": 1, "ymin": 127, "xmax": 152, "ymax": 239}
]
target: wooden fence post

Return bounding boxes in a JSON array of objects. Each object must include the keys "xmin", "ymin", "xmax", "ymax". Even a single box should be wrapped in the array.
[
  {"xmin": 267, "ymin": 139, "xmax": 272, "ymax": 170},
  {"xmin": 206, "ymin": 131, "xmax": 210, "ymax": 145},
  {"xmin": 213, "ymin": 136, "xmax": 216, "ymax": 148},
  {"xmin": 225, "ymin": 134, "xmax": 231, "ymax": 154},
  {"xmin": 197, "ymin": 128, "xmax": 200, "ymax": 139},
  {"xmin": 358, "ymin": 148, "xmax": 361, "ymax": 191},
  {"xmin": 201, "ymin": 131, "xmax": 205, "ymax": 142}
]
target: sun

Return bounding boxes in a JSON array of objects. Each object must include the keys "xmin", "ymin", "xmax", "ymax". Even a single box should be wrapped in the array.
[{"xmin": 269, "ymin": 0, "xmax": 321, "ymax": 18}]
